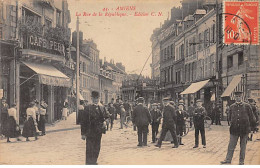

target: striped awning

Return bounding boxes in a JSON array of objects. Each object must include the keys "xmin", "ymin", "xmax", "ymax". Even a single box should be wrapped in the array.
[{"xmin": 221, "ymin": 74, "xmax": 246, "ymax": 100}]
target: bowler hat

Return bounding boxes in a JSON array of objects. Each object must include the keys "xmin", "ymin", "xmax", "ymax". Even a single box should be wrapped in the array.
[{"xmin": 91, "ymin": 91, "xmax": 100, "ymax": 98}]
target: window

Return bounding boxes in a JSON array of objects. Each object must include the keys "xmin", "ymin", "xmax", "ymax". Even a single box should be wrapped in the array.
[
  {"xmin": 238, "ymin": 52, "xmax": 243, "ymax": 66},
  {"xmin": 181, "ymin": 44, "xmax": 184, "ymax": 59},
  {"xmin": 186, "ymin": 40, "xmax": 189, "ymax": 57},
  {"xmin": 193, "ymin": 37, "xmax": 196, "ymax": 54},
  {"xmin": 198, "ymin": 33, "xmax": 202, "ymax": 51},
  {"xmin": 212, "ymin": 24, "xmax": 216, "ymax": 43},
  {"xmin": 22, "ymin": 7, "xmax": 41, "ymax": 24},
  {"xmin": 167, "ymin": 46, "xmax": 170, "ymax": 59},
  {"xmin": 164, "ymin": 48, "xmax": 167, "ymax": 61},
  {"xmin": 0, "ymin": 27, "xmax": 2, "ymax": 39},
  {"xmin": 227, "ymin": 55, "xmax": 233, "ymax": 69},
  {"xmin": 45, "ymin": 18, "xmax": 52, "ymax": 28},
  {"xmin": 171, "ymin": 44, "xmax": 173, "ymax": 58},
  {"xmin": 56, "ymin": 9, "xmax": 61, "ymax": 26}
]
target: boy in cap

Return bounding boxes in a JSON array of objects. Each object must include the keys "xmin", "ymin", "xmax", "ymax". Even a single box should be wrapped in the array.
[
  {"xmin": 221, "ymin": 91, "xmax": 256, "ymax": 165},
  {"xmin": 81, "ymin": 91, "xmax": 109, "ymax": 165},
  {"xmin": 132, "ymin": 97, "xmax": 151, "ymax": 147},
  {"xmin": 150, "ymin": 103, "xmax": 162, "ymax": 143},
  {"xmin": 193, "ymin": 99, "xmax": 207, "ymax": 148}
]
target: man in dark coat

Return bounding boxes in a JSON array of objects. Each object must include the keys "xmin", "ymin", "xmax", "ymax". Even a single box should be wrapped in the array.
[
  {"xmin": 150, "ymin": 103, "xmax": 162, "ymax": 143},
  {"xmin": 0, "ymin": 98, "xmax": 9, "ymax": 137},
  {"xmin": 214, "ymin": 104, "xmax": 222, "ymax": 125},
  {"xmin": 81, "ymin": 91, "xmax": 109, "ymax": 165},
  {"xmin": 107, "ymin": 98, "xmax": 116, "ymax": 130},
  {"xmin": 155, "ymin": 97, "xmax": 179, "ymax": 148},
  {"xmin": 193, "ymin": 99, "xmax": 207, "ymax": 148},
  {"xmin": 187, "ymin": 101, "xmax": 195, "ymax": 128},
  {"xmin": 113, "ymin": 99, "xmax": 121, "ymax": 120},
  {"xmin": 132, "ymin": 97, "xmax": 151, "ymax": 147},
  {"xmin": 221, "ymin": 91, "xmax": 256, "ymax": 165}
]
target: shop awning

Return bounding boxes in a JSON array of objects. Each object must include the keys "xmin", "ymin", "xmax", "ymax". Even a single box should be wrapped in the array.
[
  {"xmin": 180, "ymin": 79, "xmax": 210, "ymax": 95},
  {"xmin": 22, "ymin": 61, "xmax": 71, "ymax": 87},
  {"xmin": 221, "ymin": 74, "xmax": 242, "ymax": 98}
]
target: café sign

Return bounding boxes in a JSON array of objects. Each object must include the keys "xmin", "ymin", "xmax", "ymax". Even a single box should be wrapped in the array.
[{"xmin": 29, "ymin": 35, "xmax": 65, "ymax": 55}]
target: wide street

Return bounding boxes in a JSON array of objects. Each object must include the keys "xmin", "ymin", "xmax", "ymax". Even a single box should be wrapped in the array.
[{"xmin": 0, "ymin": 112, "xmax": 259, "ymax": 165}]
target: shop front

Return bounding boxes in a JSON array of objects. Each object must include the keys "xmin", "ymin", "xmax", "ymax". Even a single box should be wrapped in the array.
[{"xmin": 19, "ymin": 61, "xmax": 71, "ymax": 124}]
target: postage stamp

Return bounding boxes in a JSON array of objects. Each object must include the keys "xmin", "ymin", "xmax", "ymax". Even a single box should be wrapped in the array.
[{"xmin": 223, "ymin": 0, "xmax": 259, "ymax": 45}]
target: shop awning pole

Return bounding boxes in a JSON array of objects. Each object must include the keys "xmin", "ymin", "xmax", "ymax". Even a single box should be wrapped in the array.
[
  {"xmin": 19, "ymin": 74, "xmax": 37, "ymax": 86},
  {"xmin": 76, "ymin": 16, "xmax": 80, "ymax": 124}
]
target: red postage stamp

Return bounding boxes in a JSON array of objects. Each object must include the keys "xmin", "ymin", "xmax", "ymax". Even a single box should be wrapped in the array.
[{"xmin": 223, "ymin": 1, "xmax": 259, "ymax": 45}]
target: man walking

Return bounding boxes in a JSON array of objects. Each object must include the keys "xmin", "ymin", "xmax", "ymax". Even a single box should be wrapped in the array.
[
  {"xmin": 193, "ymin": 99, "xmax": 206, "ymax": 148},
  {"xmin": 107, "ymin": 98, "xmax": 116, "ymax": 130},
  {"xmin": 221, "ymin": 91, "xmax": 256, "ymax": 165},
  {"xmin": 132, "ymin": 97, "xmax": 151, "ymax": 147},
  {"xmin": 81, "ymin": 91, "xmax": 109, "ymax": 165},
  {"xmin": 150, "ymin": 103, "xmax": 162, "ymax": 143},
  {"xmin": 155, "ymin": 97, "xmax": 179, "ymax": 148},
  {"xmin": 187, "ymin": 101, "xmax": 195, "ymax": 128}
]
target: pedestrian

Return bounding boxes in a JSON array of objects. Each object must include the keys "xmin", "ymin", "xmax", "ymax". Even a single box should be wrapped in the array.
[
  {"xmin": 107, "ymin": 98, "xmax": 116, "ymax": 130},
  {"xmin": 176, "ymin": 102, "xmax": 187, "ymax": 145},
  {"xmin": 77, "ymin": 100, "xmax": 85, "ymax": 125},
  {"xmin": 119, "ymin": 104, "xmax": 127, "ymax": 129},
  {"xmin": 187, "ymin": 101, "xmax": 195, "ymax": 128},
  {"xmin": 22, "ymin": 102, "xmax": 38, "ymax": 141},
  {"xmin": 81, "ymin": 91, "xmax": 109, "ymax": 165},
  {"xmin": 62, "ymin": 99, "xmax": 69, "ymax": 120},
  {"xmin": 132, "ymin": 97, "xmax": 151, "ymax": 147},
  {"xmin": 214, "ymin": 104, "xmax": 222, "ymax": 125},
  {"xmin": 0, "ymin": 98, "xmax": 9, "ymax": 137},
  {"xmin": 247, "ymin": 98, "xmax": 259, "ymax": 141},
  {"xmin": 193, "ymin": 99, "xmax": 206, "ymax": 148},
  {"xmin": 150, "ymin": 103, "xmax": 162, "ymax": 143},
  {"xmin": 210, "ymin": 103, "xmax": 216, "ymax": 125},
  {"xmin": 38, "ymin": 100, "xmax": 48, "ymax": 136},
  {"xmin": 226, "ymin": 104, "xmax": 230, "ymax": 126},
  {"xmin": 6, "ymin": 103, "xmax": 21, "ymax": 142},
  {"xmin": 155, "ymin": 97, "xmax": 179, "ymax": 148},
  {"xmin": 114, "ymin": 99, "xmax": 121, "ymax": 120},
  {"xmin": 123, "ymin": 100, "xmax": 131, "ymax": 121},
  {"xmin": 34, "ymin": 99, "xmax": 40, "ymax": 126},
  {"xmin": 220, "ymin": 91, "xmax": 256, "ymax": 165}
]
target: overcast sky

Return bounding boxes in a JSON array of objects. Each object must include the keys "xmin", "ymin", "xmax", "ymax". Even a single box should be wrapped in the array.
[{"xmin": 68, "ymin": 0, "xmax": 181, "ymax": 76}]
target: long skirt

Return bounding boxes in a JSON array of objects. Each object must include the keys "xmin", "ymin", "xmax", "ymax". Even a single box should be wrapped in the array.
[
  {"xmin": 38, "ymin": 115, "xmax": 46, "ymax": 133},
  {"xmin": 62, "ymin": 108, "xmax": 68, "ymax": 117},
  {"xmin": 22, "ymin": 117, "xmax": 36, "ymax": 137},
  {"xmin": 6, "ymin": 116, "xmax": 21, "ymax": 138},
  {"xmin": 1, "ymin": 113, "xmax": 8, "ymax": 136}
]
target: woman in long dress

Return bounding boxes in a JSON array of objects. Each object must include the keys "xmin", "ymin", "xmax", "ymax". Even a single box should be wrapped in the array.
[
  {"xmin": 38, "ymin": 100, "xmax": 47, "ymax": 136},
  {"xmin": 62, "ymin": 99, "xmax": 69, "ymax": 120},
  {"xmin": 22, "ymin": 102, "xmax": 38, "ymax": 141},
  {"xmin": 6, "ymin": 103, "xmax": 21, "ymax": 142}
]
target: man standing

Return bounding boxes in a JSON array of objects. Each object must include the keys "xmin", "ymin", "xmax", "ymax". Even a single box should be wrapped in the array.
[
  {"xmin": 155, "ymin": 97, "xmax": 179, "ymax": 148},
  {"xmin": 0, "ymin": 98, "xmax": 9, "ymax": 137},
  {"xmin": 214, "ymin": 104, "xmax": 222, "ymax": 125},
  {"xmin": 114, "ymin": 98, "xmax": 121, "ymax": 120},
  {"xmin": 221, "ymin": 91, "xmax": 256, "ymax": 165},
  {"xmin": 150, "ymin": 103, "xmax": 162, "ymax": 143},
  {"xmin": 81, "ymin": 91, "xmax": 109, "ymax": 165},
  {"xmin": 132, "ymin": 97, "xmax": 151, "ymax": 147},
  {"xmin": 193, "ymin": 99, "xmax": 206, "ymax": 148},
  {"xmin": 107, "ymin": 98, "xmax": 116, "ymax": 130}
]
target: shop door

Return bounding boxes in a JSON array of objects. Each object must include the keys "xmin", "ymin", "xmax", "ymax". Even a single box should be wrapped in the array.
[{"xmin": 54, "ymin": 87, "xmax": 63, "ymax": 120}]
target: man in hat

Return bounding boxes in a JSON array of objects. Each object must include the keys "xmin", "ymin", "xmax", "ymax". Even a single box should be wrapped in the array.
[
  {"xmin": 81, "ymin": 91, "xmax": 109, "ymax": 165},
  {"xmin": 248, "ymin": 98, "xmax": 259, "ymax": 137},
  {"xmin": 187, "ymin": 101, "xmax": 195, "ymax": 128},
  {"xmin": 176, "ymin": 101, "xmax": 187, "ymax": 145},
  {"xmin": 0, "ymin": 98, "xmax": 9, "ymax": 137},
  {"xmin": 221, "ymin": 91, "xmax": 256, "ymax": 165},
  {"xmin": 150, "ymin": 103, "xmax": 162, "ymax": 143},
  {"xmin": 193, "ymin": 99, "xmax": 207, "ymax": 148},
  {"xmin": 107, "ymin": 98, "xmax": 116, "ymax": 130},
  {"xmin": 155, "ymin": 97, "xmax": 179, "ymax": 148},
  {"xmin": 132, "ymin": 97, "xmax": 151, "ymax": 147}
]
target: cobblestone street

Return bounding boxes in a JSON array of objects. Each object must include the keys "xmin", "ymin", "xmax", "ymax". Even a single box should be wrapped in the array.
[{"xmin": 0, "ymin": 112, "xmax": 259, "ymax": 165}]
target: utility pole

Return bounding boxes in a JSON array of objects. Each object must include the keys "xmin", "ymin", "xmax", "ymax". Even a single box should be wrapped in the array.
[
  {"xmin": 215, "ymin": 0, "xmax": 220, "ymax": 106},
  {"xmin": 76, "ymin": 16, "xmax": 80, "ymax": 124}
]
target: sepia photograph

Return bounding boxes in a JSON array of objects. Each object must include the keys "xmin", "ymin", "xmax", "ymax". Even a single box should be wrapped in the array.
[{"xmin": 0, "ymin": 0, "xmax": 259, "ymax": 165}]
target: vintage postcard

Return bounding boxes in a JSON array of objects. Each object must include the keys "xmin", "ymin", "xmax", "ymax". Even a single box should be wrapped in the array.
[{"xmin": 0, "ymin": 0, "xmax": 259, "ymax": 166}]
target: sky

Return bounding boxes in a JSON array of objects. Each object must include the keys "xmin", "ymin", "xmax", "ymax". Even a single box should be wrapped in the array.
[{"xmin": 68, "ymin": 0, "xmax": 181, "ymax": 76}]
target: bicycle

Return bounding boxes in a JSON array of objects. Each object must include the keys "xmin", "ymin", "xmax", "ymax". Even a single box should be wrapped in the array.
[{"xmin": 204, "ymin": 116, "xmax": 211, "ymax": 129}]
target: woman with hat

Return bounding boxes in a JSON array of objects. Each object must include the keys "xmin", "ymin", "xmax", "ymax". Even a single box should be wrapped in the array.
[
  {"xmin": 176, "ymin": 101, "xmax": 187, "ymax": 145},
  {"xmin": 38, "ymin": 100, "xmax": 48, "ymax": 136},
  {"xmin": 6, "ymin": 103, "xmax": 21, "ymax": 142},
  {"xmin": 22, "ymin": 102, "xmax": 38, "ymax": 141}
]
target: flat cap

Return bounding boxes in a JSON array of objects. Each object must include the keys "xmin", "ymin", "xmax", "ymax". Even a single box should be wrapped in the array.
[
  {"xmin": 196, "ymin": 99, "xmax": 203, "ymax": 103},
  {"xmin": 234, "ymin": 91, "xmax": 243, "ymax": 95},
  {"xmin": 137, "ymin": 97, "xmax": 144, "ymax": 102},
  {"xmin": 91, "ymin": 91, "xmax": 100, "ymax": 98},
  {"xmin": 163, "ymin": 97, "xmax": 171, "ymax": 101}
]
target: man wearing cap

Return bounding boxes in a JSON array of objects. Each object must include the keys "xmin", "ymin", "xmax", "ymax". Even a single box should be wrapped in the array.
[
  {"xmin": 221, "ymin": 91, "xmax": 256, "ymax": 165},
  {"xmin": 150, "ymin": 103, "xmax": 162, "ymax": 143},
  {"xmin": 81, "ymin": 91, "xmax": 109, "ymax": 165},
  {"xmin": 247, "ymin": 98, "xmax": 259, "ymax": 140},
  {"xmin": 132, "ymin": 97, "xmax": 151, "ymax": 147},
  {"xmin": 0, "ymin": 98, "xmax": 9, "ymax": 137},
  {"xmin": 107, "ymin": 98, "xmax": 116, "ymax": 130},
  {"xmin": 193, "ymin": 99, "xmax": 207, "ymax": 148},
  {"xmin": 155, "ymin": 97, "xmax": 179, "ymax": 148}
]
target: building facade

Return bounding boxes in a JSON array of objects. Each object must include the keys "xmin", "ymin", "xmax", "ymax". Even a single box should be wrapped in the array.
[{"xmin": 0, "ymin": 0, "xmax": 72, "ymax": 124}]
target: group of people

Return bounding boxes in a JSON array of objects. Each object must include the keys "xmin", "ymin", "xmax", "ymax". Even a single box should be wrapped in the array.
[{"xmin": 0, "ymin": 98, "xmax": 48, "ymax": 142}]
